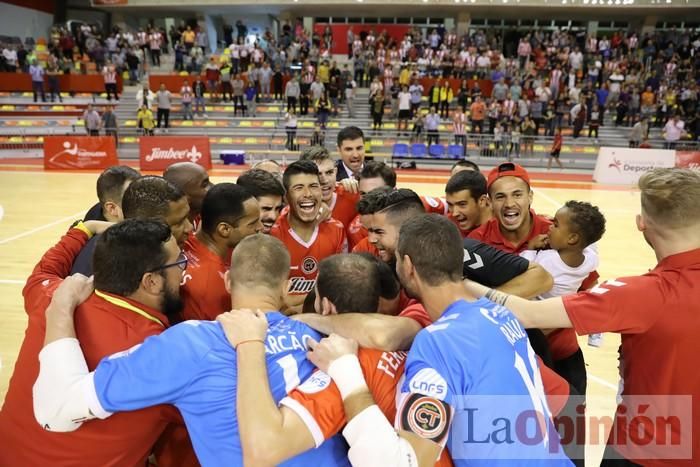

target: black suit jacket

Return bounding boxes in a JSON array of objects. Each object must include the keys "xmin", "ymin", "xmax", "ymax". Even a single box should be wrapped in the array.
[{"xmin": 335, "ymin": 160, "xmax": 352, "ymax": 181}]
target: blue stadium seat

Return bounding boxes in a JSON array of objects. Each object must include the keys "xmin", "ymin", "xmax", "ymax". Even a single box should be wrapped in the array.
[
  {"xmin": 428, "ymin": 144, "xmax": 446, "ymax": 158},
  {"xmin": 392, "ymin": 143, "xmax": 409, "ymax": 158},
  {"xmin": 411, "ymin": 143, "xmax": 428, "ymax": 158},
  {"xmin": 448, "ymin": 144, "xmax": 465, "ymax": 159}
]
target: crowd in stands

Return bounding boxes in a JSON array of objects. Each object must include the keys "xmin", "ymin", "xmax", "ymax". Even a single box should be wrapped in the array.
[{"xmin": 2, "ymin": 18, "xmax": 699, "ymax": 149}]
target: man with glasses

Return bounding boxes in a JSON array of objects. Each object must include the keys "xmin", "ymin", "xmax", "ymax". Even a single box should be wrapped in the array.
[
  {"xmin": 33, "ymin": 234, "xmax": 350, "ymax": 466},
  {"xmin": 0, "ymin": 219, "xmax": 192, "ymax": 466},
  {"xmin": 181, "ymin": 183, "xmax": 262, "ymax": 321}
]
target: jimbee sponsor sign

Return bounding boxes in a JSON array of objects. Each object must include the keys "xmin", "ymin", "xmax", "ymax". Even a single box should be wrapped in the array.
[{"xmin": 139, "ymin": 136, "xmax": 212, "ymax": 171}]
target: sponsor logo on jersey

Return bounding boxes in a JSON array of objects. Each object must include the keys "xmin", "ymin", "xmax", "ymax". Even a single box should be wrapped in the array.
[
  {"xmin": 296, "ymin": 371, "xmax": 331, "ymax": 394},
  {"xmin": 288, "ymin": 276, "xmax": 316, "ymax": 294},
  {"xmin": 409, "ymin": 368, "xmax": 448, "ymax": 399},
  {"xmin": 400, "ymin": 393, "xmax": 451, "ymax": 443},
  {"xmin": 301, "ymin": 256, "xmax": 318, "ymax": 275}
]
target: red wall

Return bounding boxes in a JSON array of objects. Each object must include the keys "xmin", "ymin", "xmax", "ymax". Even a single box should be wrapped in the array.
[{"xmin": 313, "ymin": 24, "xmax": 412, "ymax": 55}]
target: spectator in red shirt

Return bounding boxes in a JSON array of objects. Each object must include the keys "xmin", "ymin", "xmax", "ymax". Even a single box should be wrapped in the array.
[
  {"xmin": 467, "ymin": 168, "xmax": 700, "ymax": 467},
  {"xmin": 181, "ymin": 183, "xmax": 262, "ymax": 321},
  {"xmin": 0, "ymin": 219, "xmax": 194, "ymax": 466},
  {"xmin": 236, "ymin": 168, "xmax": 285, "ymax": 234},
  {"xmin": 468, "ymin": 162, "xmax": 552, "ymax": 254}
]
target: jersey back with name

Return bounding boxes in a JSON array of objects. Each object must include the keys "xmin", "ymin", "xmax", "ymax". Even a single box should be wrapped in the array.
[
  {"xmin": 93, "ymin": 312, "xmax": 349, "ymax": 467},
  {"xmin": 400, "ymin": 298, "xmax": 571, "ymax": 466}
]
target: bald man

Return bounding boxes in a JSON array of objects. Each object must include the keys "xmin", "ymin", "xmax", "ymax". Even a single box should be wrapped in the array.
[{"xmin": 163, "ymin": 162, "xmax": 213, "ymax": 224}]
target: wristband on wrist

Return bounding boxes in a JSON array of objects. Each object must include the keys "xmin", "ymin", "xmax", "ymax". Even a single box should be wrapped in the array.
[
  {"xmin": 235, "ymin": 339, "xmax": 265, "ymax": 350},
  {"xmin": 327, "ymin": 354, "xmax": 368, "ymax": 400}
]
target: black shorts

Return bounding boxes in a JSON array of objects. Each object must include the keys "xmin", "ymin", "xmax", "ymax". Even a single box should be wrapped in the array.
[
  {"xmin": 550, "ymin": 149, "xmax": 561, "ymax": 158},
  {"xmin": 398, "ymin": 109, "xmax": 411, "ymax": 119}
]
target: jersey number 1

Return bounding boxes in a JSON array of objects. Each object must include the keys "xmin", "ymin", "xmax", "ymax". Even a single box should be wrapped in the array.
[
  {"xmin": 513, "ymin": 344, "xmax": 551, "ymax": 447},
  {"xmin": 276, "ymin": 354, "xmax": 301, "ymax": 393}
]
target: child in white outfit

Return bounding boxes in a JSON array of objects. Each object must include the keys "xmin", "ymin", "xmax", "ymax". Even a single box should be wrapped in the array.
[{"xmin": 520, "ymin": 200, "xmax": 607, "ymax": 347}]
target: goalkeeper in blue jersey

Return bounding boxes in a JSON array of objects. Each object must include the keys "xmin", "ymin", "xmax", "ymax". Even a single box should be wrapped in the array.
[
  {"xmin": 33, "ymin": 234, "xmax": 350, "ymax": 467},
  {"xmin": 306, "ymin": 214, "xmax": 574, "ymax": 467}
]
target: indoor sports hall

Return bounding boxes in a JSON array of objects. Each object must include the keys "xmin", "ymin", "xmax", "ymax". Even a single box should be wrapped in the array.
[{"xmin": 0, "ymin": 0, "xmax": 699, "ymax": 466}]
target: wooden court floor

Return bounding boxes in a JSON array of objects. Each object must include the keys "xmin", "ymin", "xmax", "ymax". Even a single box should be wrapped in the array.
[{"xmin": 0, "ymin": 166, "xmax": 656, "ymax": 466}]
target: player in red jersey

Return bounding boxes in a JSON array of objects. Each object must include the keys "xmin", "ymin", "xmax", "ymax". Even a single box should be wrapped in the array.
[
  {"xmin": 236, "ymin": 168, "xmax": 285, "ymax": 234},
  {"xmin": 466, "ymin": 168, "xmax": 700, "ymax": 467},
  {"xmin": 218, "ymin": 252, "xmax": 567, "ymax": 466},
  {"xmin": 468, "ymin": 162, "xmax": 552, "ymax": 253},
  {"xmin": 216, "ymin": 253, "xmax": 454, "ymax": 467},
  {"xmin": 300, "ymin": 146, "xmax": 360, "ymax": 228},
  {"xmin": 469, "ymin": 163, "xmax": 591, "ymax": 407},
  {"xmin": 181, "ymin": 183, "xmax": 262, "ymax": 321},
  {"xmin": 297, "ymin": 188, "xmax": 554, "ymax": 351},
  {"xmin": 163, "ymin": 162, "xmax": 212, "ymax": 229},
  {"xmin": 271, "ymin": 160, "xmax": 347, "ymax": 313},
  {"xmin": 0, "ymin": 220, "xmax": 195, "ymax": 466},
  {"xmin": 445, "ymin": 169, "xmax": 492, "ymax": 238}
]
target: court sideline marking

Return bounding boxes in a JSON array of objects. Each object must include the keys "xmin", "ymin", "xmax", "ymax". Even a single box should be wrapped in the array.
[{"xmin": 0, "ymin": 210, "xmax": 84, "ymax": 245}]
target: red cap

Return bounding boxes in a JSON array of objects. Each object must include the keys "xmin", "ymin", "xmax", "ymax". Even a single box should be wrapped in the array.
[{"xmin": 487, "ymin": 163, "xmax": 531, "ymax": 189}]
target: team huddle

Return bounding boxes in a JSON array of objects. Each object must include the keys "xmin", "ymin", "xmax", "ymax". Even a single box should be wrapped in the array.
[{"xmin": 0, "ymin": 125, "xmax": 699, "ymax": 467}]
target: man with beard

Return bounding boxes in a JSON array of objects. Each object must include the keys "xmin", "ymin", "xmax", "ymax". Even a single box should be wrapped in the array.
[
  {"xmin": 335, "ymin": 126, "xmax": 366, "ymax": 181},
  {"xmin": 300, "ymin": 146, "xmax": 360, "ymax": 228},
  {"xmin": 296, "ymin": 188, "xmax": 553, "ymax": 351},
  {"xmin": 236, "ymin": 168, "xmax": 285, "ymax": 234},
  {"xmin": 445, "ymin": 169, "xmax": 492, "ymax": 238},
  {"xmin": 468, "ymin": 163, "xmax": 592, "ymax": 402},
  {"xmin": 465, "ymin": 168, "xmax": 700, "ymax": 467},
  {"xmin": 180, "ymin": 183, "xmax": 262, "ymax": 321},
  {"xmin": 305, "ymin": 215, "xmax": 573, "ymax": 467},
  {"xmin": 163, "ymin": 162, "xmax": 213, "ymax": 228},
  {"xmin": 346, "ymin": 161, "xmax": 448, "ymax": 251},
  {"xmin": 0, "ymin": 220, "xmax": 189, "ymax": 466},
  {"xmin": 70, "ymin": 176, "xmax": 194, "ymax": 276},
  {"xmin": 468, "ymin": 163, "xmax": 551, "ymax": 253},
  {"xmin": 271, "ymin": 160, "xmax": 347, "ymax": 313},
  {"xmin": 33, "ymin": 234, "xmax": 350, "ymax": 466}
]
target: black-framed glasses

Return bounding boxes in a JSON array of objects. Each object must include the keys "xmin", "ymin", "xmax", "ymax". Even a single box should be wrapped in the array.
[{"xmin": 149, "ymin": 252, "xmax": 188, "ymax": 273}]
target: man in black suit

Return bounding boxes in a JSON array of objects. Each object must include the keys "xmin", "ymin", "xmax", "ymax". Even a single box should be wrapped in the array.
[{"xmin": 335, "ymin": 126, "xmax": 366, "ymax": 181}]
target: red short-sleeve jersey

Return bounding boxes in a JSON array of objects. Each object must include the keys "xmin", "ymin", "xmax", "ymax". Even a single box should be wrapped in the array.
[
  {"xmin": 0, "ymin": 228, "xmax": 185, "ymax": 467},
  {"xmin": 329, "ymin": 185, "xmax": 360, "ymax": 228},
  {"xmin": 347, "ymin": 214, "xmax": 367, "ymax": 250},
  {"xmin": 271, "ymin": 212, "xmax": 347, "ymax": 295},
  {"xmin": 468, "ymin": 210, "xmax": 551, "ymax": 254},
  {"xmin": 420, "ymin": 195, "xmax": 449, "ymax": 216},
  {"xmin": 281, "ymin": 349, "xmax": 454, "ymax": 467},
  {"xmin": 181, "ymin": 234, "xmax": 230, "ymax": 321},
  {"xmin": 563, "ymin": 249, "xmax": 700, "ymax": 465},
  {"xmin": 351, "ymin": 237, "xmax": 380, "ymax": 257}
]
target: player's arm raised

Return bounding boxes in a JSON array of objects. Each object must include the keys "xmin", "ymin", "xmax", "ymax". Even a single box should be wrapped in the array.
[
  {"xmin": 462, "ymin": 238, "xmax": 553, "ymax": 299},
  {"xmin": 217, "ymin": 310, "xmax": 317, "ymax": 465},
  {"xmin": 294, "ymin": 312, "xmax": 421, "ymax": 351},
  {"xmin": 33, "ymin": 274, "xmax": 102, "ymax": 431},
  {"xmin": 464, "ymin": 280, "xmax": 572, "ymax": 329},
  {"xmin": 308, "ymin": 334, "xmax": 447, "ymax": 467}
]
